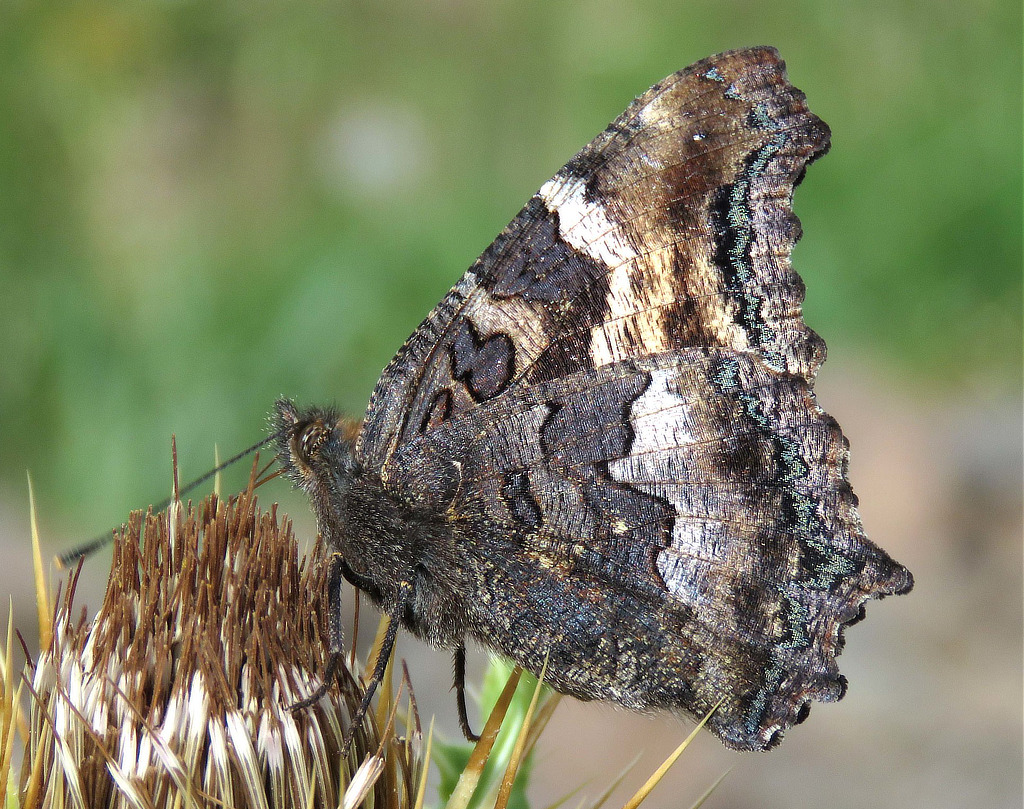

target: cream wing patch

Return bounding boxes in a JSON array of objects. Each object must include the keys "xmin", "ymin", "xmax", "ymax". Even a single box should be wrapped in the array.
[
  {"xmin": 538, "ymin": 175, "xmax": 684, "ymax": 367},
  {"xmin": 607, "ymin": 367, "xmax": 725, "ymax": 608},
  {"xmin": 538, "ymin": 176, "xmax": 635, "ymax": 268}
]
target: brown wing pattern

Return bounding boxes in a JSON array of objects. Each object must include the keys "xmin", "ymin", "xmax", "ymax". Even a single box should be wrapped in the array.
[{"xmin": 358, "ymin": 47, "xmax": 828, "ymax": 468}]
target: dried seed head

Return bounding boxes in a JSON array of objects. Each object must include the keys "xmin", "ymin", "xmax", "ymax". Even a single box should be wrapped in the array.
[{"xmin": 23, "ymin": 487, "xmax": 420, "ymax": 808}]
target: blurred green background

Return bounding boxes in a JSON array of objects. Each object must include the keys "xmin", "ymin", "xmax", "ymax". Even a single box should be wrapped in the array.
[{"xmin": 0, "ymin": 2, "xmax": 1020, "ymax": 808}]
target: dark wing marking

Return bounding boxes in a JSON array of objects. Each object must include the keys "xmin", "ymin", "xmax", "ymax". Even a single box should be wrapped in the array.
[
  {"xmin": 357, "ymin": 47, "xmax": 829, "ymax": 469},
  {"xmin": 384, "ymin": 354, "xmax": 912, "ymax": 750}
]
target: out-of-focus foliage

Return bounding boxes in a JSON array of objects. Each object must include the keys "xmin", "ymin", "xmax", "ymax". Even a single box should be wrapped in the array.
[{"xmin": 0, "ymin": 1, "xmax": 1019, "ymax": 532}]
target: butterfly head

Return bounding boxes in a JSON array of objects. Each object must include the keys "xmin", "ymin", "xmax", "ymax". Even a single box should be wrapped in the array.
[{"xmin": 272, "ymin": 399, "xmax": 361, "ymax": 499}]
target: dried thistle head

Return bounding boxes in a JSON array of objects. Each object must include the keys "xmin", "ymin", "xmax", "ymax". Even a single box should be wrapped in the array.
[{"xmin": 20, "ymin": 486, "xmax": 423, "ymax": 808}]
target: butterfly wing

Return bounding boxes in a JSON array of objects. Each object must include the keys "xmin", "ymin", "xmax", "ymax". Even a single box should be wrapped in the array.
[
  {"xmin": 383, "ymin": 350, "xmax": 911, "ymax": 750},
  {"xmin": 355, "ymin": 46, "xmax": 912, "ymax": 750},
  {"xmin": 358, "ymin": 46, "xmax": 828, "ymax": 468}
]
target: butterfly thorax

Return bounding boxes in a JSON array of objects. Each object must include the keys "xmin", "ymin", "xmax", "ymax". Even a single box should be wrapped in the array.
[{"xmin": 273, "ymin": 399, "xmax": 469, "ymax": 648}]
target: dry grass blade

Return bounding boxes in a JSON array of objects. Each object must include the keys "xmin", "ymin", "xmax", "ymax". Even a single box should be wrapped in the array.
[
  {"xmin": 376, "ymin": 673, "xmax": 406, "ymax": 758},
  {"xmin": 0, "ymin": 608, "xmax": 22, "ymax": 805},
  {"xmin": 214, "ymin": 445, "xmax": 222, "ymax": 497},
  {"xmin": 26, "ymin": 474, "xmax": 51, "ymax": 652},
  {"xmin": 539, "ymin": 780, "xmax": 587, "ymax": 809},
  {"xmin": 443, "ymin": 666, "xmax": 523, "ymax": 809},
  {"xmin": 413, "ymin": 718, "xmax": 435, "ymax": 809},
  {"xmin": 400, "ymin": 660, "xmax": 423, "ymax": 758},
  {"xmin": 687, "ymin": 767, "xmax": 731, "ymax": 809},
  {"xmin": 21, "ymin": 733, "xmax": 46, "ymax": 809},
  {"xmin": 621, "ymin": 699, "xmax": 723, "ymax": 809},
  {"xmin": 579, "ymin": 753, "xmax": 643, "ymax": 809},
  {"xmin": 368, "ymin": 615, "xmax": 403, "ymax": 799},
  {"xmin": 494, "ymin": 656, "xmax": 549, "ymax": 809},
  {"xmin": 519, "ymin": 691, "xmax": 561, "ymax": 762}
]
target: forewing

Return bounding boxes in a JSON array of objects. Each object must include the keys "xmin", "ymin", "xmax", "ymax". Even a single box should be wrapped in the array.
[
  {"xmin": 358, "ymin": 47, "xmax": 829, "ymax": 468},
  {"xmin": 384, "ymin": 355, "xmax": 912, "ymax": 750}
]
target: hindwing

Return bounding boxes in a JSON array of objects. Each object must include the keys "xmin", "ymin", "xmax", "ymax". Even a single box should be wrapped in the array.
[{"xmin": 382, "ymin": 353, "xmax": 910, "ymax": 749}]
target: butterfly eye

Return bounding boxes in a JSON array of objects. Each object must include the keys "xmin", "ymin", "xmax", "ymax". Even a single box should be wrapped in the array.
[{"xmin": 295, "ymin": 422, "xmax": 328, "ymax": 467}]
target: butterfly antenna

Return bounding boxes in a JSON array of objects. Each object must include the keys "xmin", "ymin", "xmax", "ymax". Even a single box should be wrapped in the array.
[{"xmin": 57, "ymin": 430, "xmax": 284, "ymax": 569}]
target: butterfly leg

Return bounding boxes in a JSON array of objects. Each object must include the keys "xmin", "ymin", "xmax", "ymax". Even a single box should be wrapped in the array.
[
  {"xmin": 289, "ymin": 552, "xmax": 347, "ymax": 711},
  {"xmin": 453, "ymin": 644, "xmax": 480, "ymax": 742},
  {"xmin": 340, "ymin": 582, "xmax": 409, "ymax": 754}
]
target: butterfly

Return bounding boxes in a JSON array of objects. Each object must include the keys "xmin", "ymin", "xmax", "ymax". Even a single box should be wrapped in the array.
[{"xmin": 274, "ymin": 46, "xmax": 913, "ymax": 751}]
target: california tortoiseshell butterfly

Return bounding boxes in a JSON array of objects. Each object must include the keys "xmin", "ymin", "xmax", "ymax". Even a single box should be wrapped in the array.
[{"xmin": 275, "ymin": 47, "xmax": 913, "ymax": 751}]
